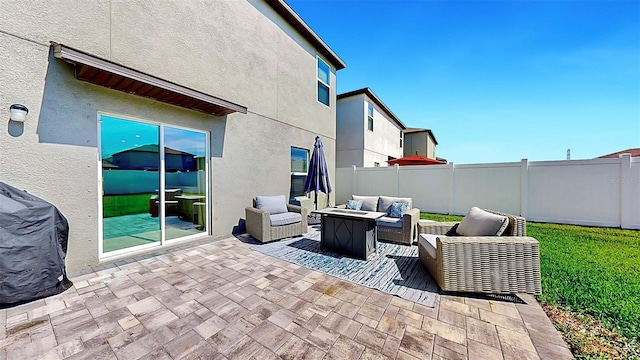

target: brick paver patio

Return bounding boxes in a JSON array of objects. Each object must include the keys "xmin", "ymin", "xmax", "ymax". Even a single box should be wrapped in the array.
[{"xmin": 0, "ymin": 234, "xmax": 574, "ymax": 359}]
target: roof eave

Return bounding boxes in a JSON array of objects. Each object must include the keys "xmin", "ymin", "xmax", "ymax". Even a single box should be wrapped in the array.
[{"xmin": 267, "ymin": 0, "xmax": 346, "ymax": 70}]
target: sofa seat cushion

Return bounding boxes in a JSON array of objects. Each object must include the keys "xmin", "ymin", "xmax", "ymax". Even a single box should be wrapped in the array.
[
  {"xmin": 256, "ymin": 195, "xmax": 288, "ymax": 214},
  {"xmin": 352, "ymin": 195, "xmax": 379, "ymax": 211},
  {"xmin": 456, "ymin": 207, "xmax": 509, "ymax": 236},
  {"xmin": 376, "ymin": 216, "xmax": 403, "ymax": 228},
  {"xmin": 270, "ymin": 212, "xmax": 302, "ymax": 226},
  {"xmin": 419, "ymin": 234, "xmax": 438, "ymax": 259},
  {"xmin": 378, "ymin": 196, "xmax": 412, "ymax": 215}
]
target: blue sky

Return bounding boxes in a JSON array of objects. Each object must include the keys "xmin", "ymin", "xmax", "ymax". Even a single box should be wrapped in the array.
[{"xmin": 289, "ymin": 0, "xmax": 640, "ymax": 163}]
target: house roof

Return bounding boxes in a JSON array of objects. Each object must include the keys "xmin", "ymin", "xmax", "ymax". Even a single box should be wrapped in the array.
[
  {"xmin": 597, "ymin": 148, "xmax": 640, "ymax": 158},
  {"xmin": 337, "ymin": 88, "xmax": 406, "ymax": 130},
  {"xmin": 403, "ymin": 127, "xmax": 439, "ymax": 145},
  {"xmin": 53, "ymin": 43, "xmax": 247, "ymax": 117},
  {"xmin": 267, "ymin": 0, "xmax": 346, "ymax": 70},
  {"xmin": 112, "ymin": 144, "xmax": 194, "ymax": 157}
]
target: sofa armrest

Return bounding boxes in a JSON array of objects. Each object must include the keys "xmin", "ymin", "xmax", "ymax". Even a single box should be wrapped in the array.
[
  {"xmin": 433, "ymin": 235, "xmax": 541, "ymax": 294},
  {"xmin": 402, "ymin": 208, "xmax": 420, "ymax": 242},
  {"xmin": 287, "ymin": 204, "xmax": 308, "ymax": 218},
  {"xmin": 245, "ymin": 207, "xmax": 270, "ymax": 242}
]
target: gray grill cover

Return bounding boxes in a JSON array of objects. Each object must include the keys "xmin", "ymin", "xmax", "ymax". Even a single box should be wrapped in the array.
[{"xmin": 0, "ymin": 182, "xmax": 72, "ymax": 306}]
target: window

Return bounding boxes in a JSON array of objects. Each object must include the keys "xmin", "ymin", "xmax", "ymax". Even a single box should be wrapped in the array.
[
  {"xmin": 367, "ymin": 103, "xmax": 374, "ymax": 131},
  {"xmin": 400, "ymin": 131, "xmax": 403, "ymax": 148},
  {"xmin": 317, "ymin": 57, "xmax": 330, "ymax": 106},
  {"xmin": 290, "ymin": 147, "xmax": 309, "ymax": 200}
]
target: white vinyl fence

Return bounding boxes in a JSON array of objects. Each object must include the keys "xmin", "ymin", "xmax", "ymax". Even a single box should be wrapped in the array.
[
  {"xmin": 336, "ymin": 154, "xmax": 640, "ymax": 229},
  {"xmin": 103, "ymin": 170, "xmax": 205, "ymax": 195}
]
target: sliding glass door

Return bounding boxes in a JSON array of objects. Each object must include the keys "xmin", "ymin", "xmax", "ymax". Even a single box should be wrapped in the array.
[{"xmin": 100, "ymin": 114, "xmax": 208, "ymax": 256}]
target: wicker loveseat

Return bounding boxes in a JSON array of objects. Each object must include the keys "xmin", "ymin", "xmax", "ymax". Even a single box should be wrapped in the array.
[
  {"xmin": 246, "ymin": 195, "xmax": 308, "ymax": 243},
  {"xmin": 338, "ymin": 195, "xmax": 419, "ymax": 245},
  {"xmin": 418, "ymin": 209, "xmax": 541, "ymax": 295}
]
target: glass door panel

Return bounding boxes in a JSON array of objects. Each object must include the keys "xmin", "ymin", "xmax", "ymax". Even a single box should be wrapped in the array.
[
  {"xmin": 163, "ymin": 126, "xmax": 208, "ymax": 240},
  {"xmin": 100, "ymin": 116, "xmax": 161, "ymax": 253}
]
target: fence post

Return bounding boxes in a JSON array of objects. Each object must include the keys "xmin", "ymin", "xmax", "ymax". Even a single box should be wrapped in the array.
[
  {"xmin": 352, "ymin": 165, "xmax": 357, "ymax": 196},
  {"xmin": 448, "ymin": 162, "xmax": 455, "ymax": 215},
  {"xmin": 620, "ymin": 154, "xmax": 632, "ymax": 229},
  {"xmin": 520, "ymin": 158, "xmax": 529, "ymax": 218},
  {"xmin": 395, "ymin": 164, "xmax": 400, "ymax": 196}
]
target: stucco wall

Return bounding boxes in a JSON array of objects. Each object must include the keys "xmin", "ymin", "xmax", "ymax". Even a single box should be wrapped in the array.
[
  {"xmin": 404, "ymin": 132, "xmax": 436, "ymax": 158},
  {"xmin": 336, "ymin": 95, "xmax": 365, "ymax": 167},
  {"xmin": 363, "ymin": 96, "xmax": 403, "ymax": 166},
  {"xmin": 0, "ymin": 0, "xmax": 339, "ymax": 272}
]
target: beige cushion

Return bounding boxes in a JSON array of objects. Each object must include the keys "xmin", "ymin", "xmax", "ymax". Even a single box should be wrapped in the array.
[
  {"xmin": 456, "ymin": 207, "xmax": 509, "ymax": 236},
  {"xmin": 352, "ymin": 195, "xmax": 379, "ymax": 212},
  {"xmin": 419, "ymin": 234, "xmax": 438, "ymax": 259},
  {"xmin": 377, "ymin": 196, "xmax": 412, "ymax": 214},
  {"xmin": 255, "ymin": 195, "xmax": 288, "ymax": 214}
]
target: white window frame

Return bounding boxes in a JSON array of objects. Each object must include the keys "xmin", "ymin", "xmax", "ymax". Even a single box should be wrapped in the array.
[
  {"xmin": 316, "ymin": 56, "xmax": 331, "ymax": 107},
  {"xmin": 97, "ymin": 111, "xmax": 210, "ymax": 261},
  {"xmin": 367, "ymin": 103, "xmax": 374, "ymax": 131}
]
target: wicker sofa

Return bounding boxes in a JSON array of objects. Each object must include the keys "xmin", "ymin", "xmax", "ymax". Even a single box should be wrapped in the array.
[
  {"xmin": 339, "ymin": 195, "xmax": 419, "ymax": 245},
  {"xmin": 418, "ymin": 209, "xmax": 541, "ymax": 295},
  {"xmin": 245, "ymin": 195, "xmax": 308, "ymax": 243}
]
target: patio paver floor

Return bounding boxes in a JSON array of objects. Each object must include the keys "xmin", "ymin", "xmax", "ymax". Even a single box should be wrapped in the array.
[{"xmin": 0, "ymin": 232, "xmax": 574, "ymax": 359}]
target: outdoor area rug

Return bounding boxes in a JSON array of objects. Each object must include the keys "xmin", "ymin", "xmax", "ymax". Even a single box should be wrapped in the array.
[{"xmin": 247, "ymin": 227, "xmax": 439, "ymax": 307}]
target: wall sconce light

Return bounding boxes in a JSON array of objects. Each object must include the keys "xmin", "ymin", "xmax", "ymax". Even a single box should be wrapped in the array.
[{"xmin": 10, "ymin": 104, "xmax": 28, "ymax": 122}]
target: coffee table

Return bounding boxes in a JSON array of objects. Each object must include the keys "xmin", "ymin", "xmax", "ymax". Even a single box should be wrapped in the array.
[{"xmin": 313, "ymin": 208, "xmax": 387, "ymax": 260}]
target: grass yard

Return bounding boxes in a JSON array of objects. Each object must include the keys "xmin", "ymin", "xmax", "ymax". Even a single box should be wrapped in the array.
[
  {"xmin": 420, "ymin": 213, "xmax": 640, "ymax": 359},
  {"xmin": 103, "ymin": 193, "xmax": 155, "ymax": 218}
]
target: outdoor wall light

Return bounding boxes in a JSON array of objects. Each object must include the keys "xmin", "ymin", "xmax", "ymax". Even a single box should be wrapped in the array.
[{"xmin": 9, "ymin": 104, "xmax": 28, "ymax": 122}]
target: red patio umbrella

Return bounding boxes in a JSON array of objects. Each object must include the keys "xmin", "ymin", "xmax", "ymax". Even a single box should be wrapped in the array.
[{"xmin": 387, "ymin": 154, "xmax": 445, "ymax": 166}]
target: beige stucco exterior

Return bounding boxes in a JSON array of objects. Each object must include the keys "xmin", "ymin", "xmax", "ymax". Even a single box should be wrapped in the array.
[
  {"xmin": 404, "ymin": 131, "xmax": 437, "ymax": 159},
  {"xmin": 0, "ymin": 0, "xmax": 341, "ymax": 273},
  {"xmin": 336, "ymin": 91, "xmax": 404, "ymax": 168}
]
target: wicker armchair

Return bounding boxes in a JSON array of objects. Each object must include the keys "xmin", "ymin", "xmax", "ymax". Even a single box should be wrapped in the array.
[
  {"xmin": 418, "ymin": 210, "xmax": 541, "ymax": 295},
  {"xmin": 245, "ymin": 201, "xmax": 308, "ymax": 243}
]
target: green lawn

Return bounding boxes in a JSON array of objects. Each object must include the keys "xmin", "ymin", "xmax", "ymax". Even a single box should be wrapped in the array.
[
  {"xmin": 420, "ymin": 213, "xmax": 640, "ymax": 342},
  {"xmin": 103, "ymin": 193, "xmax": 155, "ymax": 218}
]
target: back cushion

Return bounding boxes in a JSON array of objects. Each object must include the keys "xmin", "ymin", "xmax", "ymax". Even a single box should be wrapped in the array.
[
  {"xmin": 255, "ymin": 195, "xmax": 288, "ymax": 214},
  {"xmin": 378, "ymin": 196, "xmax": 412, "ymax": 214},
  {"xmin": 352, "ymin": 195, "xmax": 379, "ymax": 212},
  {"xmin": 456, "ymin": 207, "xmax": 509, "ymax": 236}
]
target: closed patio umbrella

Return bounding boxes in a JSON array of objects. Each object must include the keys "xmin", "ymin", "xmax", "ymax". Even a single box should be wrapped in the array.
[{"xmin": 304, "ymin": 136, "xmax": 332, "ymax": 211}]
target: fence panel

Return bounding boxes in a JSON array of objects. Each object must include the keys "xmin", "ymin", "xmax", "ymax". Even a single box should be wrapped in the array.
[
  {"xmin": 398, "ymin": 165, "xmax": 450, "ymax": 213},
  {"xmin": 452, "ymin": 163, "xmax": 521, "ymax": 216},
  {"xmin": 336, "ymin": 155, "xmax": 639, "ymax": 229},
  {"xmin": 355, "ymin": 167, "xmax": 397, "ymax": 197}
]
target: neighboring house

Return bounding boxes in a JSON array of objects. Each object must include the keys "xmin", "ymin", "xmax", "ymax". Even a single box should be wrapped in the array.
[
  {"xmin": 598, "ymin": 148, "xmax": 640, "ymax": 159},
  {"xmin": 336, "ymin": 88, "xmax": 406, "ymax": 167},
  {"xmin": 110, "ymin": 144, "xmax": 197, "ymax": 172},
  {"xmin": 0, "ymin": 0, "xmax": 345, "ymax": 272},
  {"xmin": 403, "ymin": 128, "xmax": 439, "ymax": 160}
]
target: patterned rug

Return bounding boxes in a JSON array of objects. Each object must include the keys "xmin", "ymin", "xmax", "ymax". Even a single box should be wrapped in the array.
[{"xmin": 248, "ymin": 226, "xmax": 439, "ymax": 307}]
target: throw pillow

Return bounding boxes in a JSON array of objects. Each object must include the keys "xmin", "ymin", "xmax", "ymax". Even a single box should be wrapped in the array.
[
  {"xmin": 456, "ymin": 207, "xmax": 509, "ymax": 236},
  {"xmin": 389, "ymin": 202, "xmax": 410, "ymax": 218},
  {"xmin": 255, "ymin": 195, "xmax": 288, "ymax": 214},
  {"xmin": 378, "ymin": 196, "xmax": 412, "ymax": 214},
  {"xmin": 352, "ymin": 195, "xmax": 379, "ymax": 212},
  {"xmin": 346, "ymin": 199, "xmax": 363, "ymax": 210}
]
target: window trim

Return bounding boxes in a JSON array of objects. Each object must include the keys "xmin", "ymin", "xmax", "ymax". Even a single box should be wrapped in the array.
[
  {"xmin": 367, "ymin": 103, "xmax": 374, "ymax": 131},
  {"xmin": 316, "ymin": 56, "xmax": 331, "ymax": 107}
]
